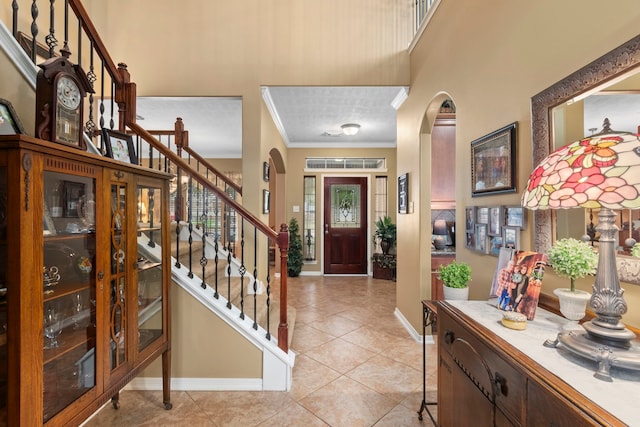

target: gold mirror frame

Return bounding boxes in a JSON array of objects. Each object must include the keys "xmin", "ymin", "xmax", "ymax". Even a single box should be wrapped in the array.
[{"xmin": 530, "ymin": 34, "xmax": 640, "ymax": 284}]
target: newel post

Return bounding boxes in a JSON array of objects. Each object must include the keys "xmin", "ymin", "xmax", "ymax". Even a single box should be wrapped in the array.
[{"xmin": 277, "ymin": 223, "xmax": 290, "ymax": 353}]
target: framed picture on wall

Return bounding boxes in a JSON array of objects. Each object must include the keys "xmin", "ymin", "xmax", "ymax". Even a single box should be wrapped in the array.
[
  {"xmin": 263, "ymin": 189, "xmax": 270, "ymax": 214},
  {"xmin": 503, "ymin": 225, "xmax": 520, "ymax": 250},
  {"xmin": 471, "ymin": 122, "xmax": 517, "ymax": 197},
  {"xmin": 263, "ymin": 161, "xmax": 270, "ymax": 182},
  {"xmin": 465, "ymin": 207, "xmax": 476, "ymax": 232},
  {"xmin": 505, "ymin": 206, "xmax": 526, "ymax": 228},
  {"xmin": 398, "ymin": 173, "xmax": 408, "ymax": 214},
  {"xmin": 475, "ymin": 223, "xmax": 488, "ymax": 254},
  {"xmin": 488, "ymin": 206, "xmax": 503, "ymax": 236},
  {"xmin": 476, "ymin": 207, "xmax": 489, "ymax": 224}
]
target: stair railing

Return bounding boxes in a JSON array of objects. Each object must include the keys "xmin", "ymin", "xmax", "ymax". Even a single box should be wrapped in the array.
[{"xmin": 5, "ymin": 0, "xmax": 290, "ymax": 353}]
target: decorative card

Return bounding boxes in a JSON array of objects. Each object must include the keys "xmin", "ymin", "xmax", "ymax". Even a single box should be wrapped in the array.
[{"xmin": 490, "ymin": 248, "xmax": 547, "ymax": 320}]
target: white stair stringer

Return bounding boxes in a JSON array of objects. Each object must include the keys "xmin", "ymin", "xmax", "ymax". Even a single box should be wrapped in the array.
[
  {"xmin": 137, "ymin": 233, "xmax": 295, "ymax": 391},
  {"xmin": 176, "ymin": 221, "xmax": 265, "ymax": 295}
]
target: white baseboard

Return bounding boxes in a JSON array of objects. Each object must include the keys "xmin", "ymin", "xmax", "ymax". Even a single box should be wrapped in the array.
[
  {"xmin": 394, "ymin": 307, "xmax": 435, "ymax": 345},
  {"xmin": 126, "ymin": 376, "xmax": 263, "ymax": 391}
]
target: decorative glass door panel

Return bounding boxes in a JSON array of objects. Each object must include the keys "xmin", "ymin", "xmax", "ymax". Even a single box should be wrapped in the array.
[
  {"xmin": 136, "ymin": 185, "xmax": 164, "ymax": 352},
  {"xmin": 331, "ymin": 185, "xmax": 361, "ymax": 227},
  {"xmin": 42, "ymin": 171, "xmax": 97, "ymax": 422},
  {"xmin": 110, "ymin": 183, "xmax": 127, "ymax": 370}
]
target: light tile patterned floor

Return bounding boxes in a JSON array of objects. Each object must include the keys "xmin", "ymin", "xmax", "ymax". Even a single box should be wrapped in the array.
[{"xmin": 85, "ymin": 276, "xmax": 438, "ymax": 426}]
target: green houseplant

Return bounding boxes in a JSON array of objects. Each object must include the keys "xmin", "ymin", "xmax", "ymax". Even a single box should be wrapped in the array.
[
  {"xmin": 437, "ymin": 260, "xmax": 471, "ymax": 300},
  {"xmin": 373, "ymin": 216, "xmax": 397, "ymax": 254},
  {"xmin": 287, "ymin": 217, "xmax": 304, "ymax": 277},
  {"xmin": 546, "ymin": 238, "xmax": 598, "ymax": 321}
]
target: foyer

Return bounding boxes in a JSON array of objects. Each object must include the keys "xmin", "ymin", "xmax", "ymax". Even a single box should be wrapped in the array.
[{"xmin": 85, "ymin": 276, "xmax": 437, "ymax": 426}]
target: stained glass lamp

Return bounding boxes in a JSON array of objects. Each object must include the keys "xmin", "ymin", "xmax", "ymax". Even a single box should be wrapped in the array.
[{"xmin": 521, "ymin": 119, "xmax": 640, "ymax": 381}]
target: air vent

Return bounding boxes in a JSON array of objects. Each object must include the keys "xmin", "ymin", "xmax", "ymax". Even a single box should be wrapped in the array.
[{"xmin": 305, "ymin": 158, "xmax": 386, "ymax": 170}]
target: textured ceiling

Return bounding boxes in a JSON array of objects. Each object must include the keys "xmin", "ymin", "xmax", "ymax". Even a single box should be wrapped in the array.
[{"xmin": 134, "ymin": 86, "xmax": 408, "ymax": 158}]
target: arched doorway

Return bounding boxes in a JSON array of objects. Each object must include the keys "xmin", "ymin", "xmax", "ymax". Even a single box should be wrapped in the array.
[{"xmin": 419, "ymin": 95, "xmax": 457, "ymax": 300}]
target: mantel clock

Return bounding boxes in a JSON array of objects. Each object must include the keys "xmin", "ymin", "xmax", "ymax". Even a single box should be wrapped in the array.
[{"xmin": 35, "ymin": 47, "xmax": 94, "ymax": 149}]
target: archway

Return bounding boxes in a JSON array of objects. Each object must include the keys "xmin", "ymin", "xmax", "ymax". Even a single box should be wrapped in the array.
[{"xmin": 419, "ymin": 94, "xmax": 457, "ymax": 300}]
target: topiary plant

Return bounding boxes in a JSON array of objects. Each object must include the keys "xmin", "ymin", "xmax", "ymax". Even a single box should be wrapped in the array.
[
  {"xmin": 546, "ymin": 238, "xmax": 598, "ymax": 292},
  {"xmin": 287, "ymin": 217, "xmax": 304, "ymax": 277},
  {"xmin": 437, "ymin": 260, "xmax": 472, "ymax": 289}
]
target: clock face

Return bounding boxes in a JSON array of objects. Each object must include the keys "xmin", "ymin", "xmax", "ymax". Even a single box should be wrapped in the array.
[{"xmin": 57, "ymin": 76, "xmax": 81, "ymax": 110}]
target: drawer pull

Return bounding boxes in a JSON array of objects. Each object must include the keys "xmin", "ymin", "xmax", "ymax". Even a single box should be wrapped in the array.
[
  {"xmin": 444, "ymin": 329, "xmax": 455, "ymax": 345},
  {"xmin": 494, "ymin": 372, "xmax": 508, "ymax": 397}
]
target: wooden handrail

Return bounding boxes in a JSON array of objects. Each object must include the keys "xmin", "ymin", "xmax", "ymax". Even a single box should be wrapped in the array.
[
  {"xmin": 128, "ymin": 122, "xmax": 278, "ymax": 242},
  {"xmin": 174, "ymin": 118, "xmax": 243, "ymax": 195}
]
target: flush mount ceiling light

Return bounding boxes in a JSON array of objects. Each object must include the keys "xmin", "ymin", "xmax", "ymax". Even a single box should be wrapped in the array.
[{"xmin": 341, "ymin": 123, "xmax": 361, "ymax": 136}]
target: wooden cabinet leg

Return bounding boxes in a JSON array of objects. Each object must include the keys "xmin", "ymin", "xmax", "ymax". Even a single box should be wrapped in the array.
[
  {"xmin": 162, "ymin": 348, "xmax": 172, "ymax": 410},
  {"xmin": 111, "ymin": 392, "xmax": 120, "ymax": 410}
]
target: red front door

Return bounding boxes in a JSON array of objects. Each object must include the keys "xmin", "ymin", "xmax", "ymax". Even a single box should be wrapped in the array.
[{"xmin": 323, "ymin": 177, "xmax": 368, "ymax": 274}]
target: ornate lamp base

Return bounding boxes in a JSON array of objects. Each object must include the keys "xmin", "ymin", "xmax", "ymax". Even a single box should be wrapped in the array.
[{"xmin": 544, "ymin": 330, "xmax": 640, "ymax": 382}]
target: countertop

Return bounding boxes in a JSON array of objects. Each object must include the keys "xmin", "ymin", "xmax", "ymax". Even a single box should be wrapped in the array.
[{"xmin": 446, "ymin": 300, "xmax": 639, "ymax": 426}]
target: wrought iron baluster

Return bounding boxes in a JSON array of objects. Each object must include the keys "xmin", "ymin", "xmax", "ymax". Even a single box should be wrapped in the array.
[
  {"xmin": 85, "ymin": 43, "xmax": 97, "ymax": 137},
  {"xmin": 45, "ymin": 0, "xmax": 57, "ymax": 57},
  {"xmin": 238, "ymin": 220, "xmax": 246, "ymax": 320},
  {"xmin": 226, "ymin": 243, "xmax": 232, "ymax": 309},
  {"xmin": 252, "ymin": 229, "xmax": 258, "ymax": 330},
  {"xmin": 200, "ymin": 208, "xmax": 208, "ymax": 290},
  {"xmin": 265, "ymin": 247, "xmax": 272, "ymax": 340},
  {"xmin": 30, "ymin": 0, "xmax": 38, "ymax": 63},
  {"xmin": 12, "ymin": 1, "xmax": 18, "ymax": 38},
  {"xmin": 186, "ymin": 177, "xmax": 194, "ymax": 279}
]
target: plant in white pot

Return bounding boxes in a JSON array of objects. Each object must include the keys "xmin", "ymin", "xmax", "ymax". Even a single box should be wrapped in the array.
[
  {"xmin": 546, "ymin": 238, "xmax": 598, "ymax": 323},
  {"xmin": 437, "ymin": 260, "xmax": 471, "ymax": 300}
]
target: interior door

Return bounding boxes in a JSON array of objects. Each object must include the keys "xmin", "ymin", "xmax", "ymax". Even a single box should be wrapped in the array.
[{"xmin": 323, "ymin": 177, "xmax": 368, "ymax": 274}]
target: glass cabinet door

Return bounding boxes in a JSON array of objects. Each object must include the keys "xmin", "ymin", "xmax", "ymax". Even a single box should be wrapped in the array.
[
  {"xmin": 136, "ymin": 185, "xmax": 164, "ymax": 352},
  {"xmin": 42, "ymin": 171, "xmax": 97, "ymax": 422},
  {"xmin": 110, "ymin": 182, "xmax": 128, "ymax": 372}
]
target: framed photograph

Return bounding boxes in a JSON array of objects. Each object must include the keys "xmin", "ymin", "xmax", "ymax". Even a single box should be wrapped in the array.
[
  {"xmin": 475, "ymin": 224, "xmax": 488, "ymax": 253},
  {"xmin": 489, "ymin": 236, "xmax": 503, "ymax": 256},
  {"xmin": 471, "ymin": 122, "xmax": 517, "ymax": 197},
  {"xmin": 63, "ymin": 181, "xmax": 85, "ymax": 218},
  {"xmin": 465, "ymin": 207, "xmax": 476, "ymax": 232},
  {"xmin": 102, "ymin": 128, "xmax": 137, "ymax": 164},
  {"xmin": 263, "ymin": 189, "xmax": 270, "ymax": 214},
  {"xmin": 503, "ymin": 226, "xmax": 520, "ymax": 250},
  {"xmin": 465, "ymin": 232, "xmax": 476, "ymax": 250},
  {"xmin": 263, "ymin": 161, "xmax": 270, "ymax": 182},
  {"xmin": 505, "ymin": 206, "xmax": 526, "ymax": 228},
  {"xmin": 476, "ymin": 207, "xmax": 489, "ymax": 224},
  {"xmin": 488, "ymin": 206, "xmax": 504, "ymax": 236},
  {"xmin": 0, "ymin": 98, "xmax": 25, "ymax": 135},
  {"xmin": 398, "ymin": 173, "xmax": 408, "ymax": 214}
]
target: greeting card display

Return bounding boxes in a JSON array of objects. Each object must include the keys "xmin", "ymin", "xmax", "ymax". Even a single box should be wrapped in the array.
[{"xmin": 490, "ymin": 248, "xmax": 547, "ymax": 320}]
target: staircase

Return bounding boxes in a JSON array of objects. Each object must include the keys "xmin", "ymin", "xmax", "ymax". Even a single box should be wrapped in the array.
[{"xmin": 0, "ymin": 0, "xmax": 294, "ymax": 391}]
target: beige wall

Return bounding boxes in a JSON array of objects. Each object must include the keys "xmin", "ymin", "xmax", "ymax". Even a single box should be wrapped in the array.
[
  {"xmin": 397, "ymin": 0, "xmax": 640, "ymax": 331},
  {"xmin": 142, "ymin": 285, "xmax": 262, "ymax": 378}
]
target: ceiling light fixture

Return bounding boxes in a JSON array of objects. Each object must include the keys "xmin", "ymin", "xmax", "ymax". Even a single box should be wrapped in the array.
[{"xmin": 341, "ymin": 123, "xmax": 361, "ymax": 136}]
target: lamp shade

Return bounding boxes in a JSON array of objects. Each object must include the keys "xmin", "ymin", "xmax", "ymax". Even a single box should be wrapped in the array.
[{"xmin": 521, "ymin": 120, "xmax": 640, "ymax": 211}]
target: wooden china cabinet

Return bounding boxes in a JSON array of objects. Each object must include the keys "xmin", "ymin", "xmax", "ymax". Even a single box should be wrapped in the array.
[{"xmin": 0, "ymin": 135, "xmax": 172, "ymax": 426}]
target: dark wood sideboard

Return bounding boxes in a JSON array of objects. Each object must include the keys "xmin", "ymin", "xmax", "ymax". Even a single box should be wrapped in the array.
[{"xmin": 437, "ymin": 301, "xmax": 635, "ymax": 426}]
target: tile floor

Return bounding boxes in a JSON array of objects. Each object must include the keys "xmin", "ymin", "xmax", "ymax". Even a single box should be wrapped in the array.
[{"xmin": 85, "ymin": 276, "xmax": 438, "ymax": 426}]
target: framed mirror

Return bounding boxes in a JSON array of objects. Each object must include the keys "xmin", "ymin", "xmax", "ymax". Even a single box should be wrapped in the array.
[{"xmin": 530, "ymin": 34, "xmax": 640, "ymax": 284}]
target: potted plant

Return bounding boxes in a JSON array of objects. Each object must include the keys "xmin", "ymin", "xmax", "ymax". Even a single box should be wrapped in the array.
[
  {"xmin": 437, "ymin": 260, "xmax": 471, "ymax": 300},
  {"xmin": 373, "ymin": 216, "xmax": 396, "ymax": 255},
  {"xmin": 287, "ymin": 218, "xmax": 304, "ymax": 277},
  {"xmin": 546, "ymin": 238, "xmax": 598, "ymax": 322}
]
